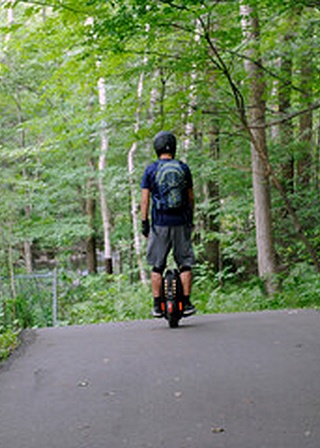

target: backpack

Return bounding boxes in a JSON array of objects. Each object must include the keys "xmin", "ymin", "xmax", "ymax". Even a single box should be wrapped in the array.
[{"xmin": 155, "ymin": 160, "xmax": 186, "ymax": 210}]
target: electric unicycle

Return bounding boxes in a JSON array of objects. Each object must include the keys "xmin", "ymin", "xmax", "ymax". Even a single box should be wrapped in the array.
[{"xmin": 161, "ymin": 269, "xmax": 184, "ymax": 328}]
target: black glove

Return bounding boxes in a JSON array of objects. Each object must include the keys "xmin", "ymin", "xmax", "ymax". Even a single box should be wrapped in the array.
[{"xmin": 142, "ymin": 219, "xmax": 150, "ymax": 238}]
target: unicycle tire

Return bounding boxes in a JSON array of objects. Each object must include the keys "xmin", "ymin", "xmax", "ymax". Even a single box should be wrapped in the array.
[{"xmin": 168, "ymin": 316, "xmax": 179, "ymax": 328}]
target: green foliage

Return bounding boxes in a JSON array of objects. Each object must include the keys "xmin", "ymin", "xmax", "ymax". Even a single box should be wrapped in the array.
[
  {"xmin": 0, "ymin": 0, "xmax": 319, "ymax": 338},
  {"xmin": 0, "ymin": 276, "xmax": 54, "ymax": 329},
  {"xmin": 0, "ymin": 329, "xmax": 19, "ymax": 361},
  {"xmin": 58, "ymin": 265, "xmax": 320, "ymax": 328},
  {"xmin": 0, "ymin": 262, "xmax": 318, "ymax": 348},
  {"xmin": 194, "ymin": 280, "xmax": 267, "ymax": 314},
  {"xmin": 59, "ymin": 273, "xmax": 151, "ymax": 325},
  {"xmin": 192, "ymin": 263, "xmax": 320, "ymax": 314},
  {"xmin": 276, "ymin": 263, "xmax": 320, "ymax": 309}
]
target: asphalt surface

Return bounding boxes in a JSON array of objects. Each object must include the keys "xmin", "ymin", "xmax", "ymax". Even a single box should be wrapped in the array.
[{"xmin": 0, "ymin": 310, "xmax": 320, "ymax": 448}]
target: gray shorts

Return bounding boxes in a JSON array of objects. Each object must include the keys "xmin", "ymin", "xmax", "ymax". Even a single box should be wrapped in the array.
[{"xmin": 147, "ymin": 225, "xmax": 195, "ymax": 269}]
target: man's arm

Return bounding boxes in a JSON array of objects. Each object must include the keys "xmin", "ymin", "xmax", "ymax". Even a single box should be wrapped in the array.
[
  {"xmin": 141, "ymin": 188, "xmax": 150, "ymax": 220},
  {"xmin": 141, "ymin": 188, "xmax": 150, "ymax": 237}
]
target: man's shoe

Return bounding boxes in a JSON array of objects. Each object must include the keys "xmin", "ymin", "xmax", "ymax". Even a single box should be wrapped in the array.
[
  {"xmin": 152, "ymin": 302, "xmax": 164, "ymax": 318},
  {"xmin": 152, "ymin": 307, "xmax": 164, "ymax": 318},
  {"xmin": 183, "ymin": 303, "xmax": 196, "ymax": 316}
]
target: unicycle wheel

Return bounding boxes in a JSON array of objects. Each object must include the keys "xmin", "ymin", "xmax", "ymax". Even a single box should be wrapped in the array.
[{"xmin": 168, "ymin": 316, "xmax": 179, "ymax": 328}]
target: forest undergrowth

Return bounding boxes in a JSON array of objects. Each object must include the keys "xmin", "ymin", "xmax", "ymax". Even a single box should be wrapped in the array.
[
  {"xmin": 60, "ymin": 263, "xmax": 320, "ymax": 326},
  {"xmin": 1, "ymin": 262, "xmax": 319, "ymax": 361}
]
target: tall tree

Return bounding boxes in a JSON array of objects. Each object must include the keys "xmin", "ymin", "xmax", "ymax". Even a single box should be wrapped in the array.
[
  {"xmin": 205, "ymin": 115, "xmax": 221, "ymax": 272},
  {"xmin": 240, "ymin": 0, "xmax": 277, "ymax": 294},
  {"xmin": 128, "ymin": 67, "xmax": 148, "ymax": 284},
  {"xmin": 297, "ymin": 20, "xmax": 313, "ymax": 188},
  {"xmin": 97, "ymin": 75, "xmax": 113, "ymax": 274},
  {"xmin": 84, "ymin": 157, "xmax": 98, "ymax": 274},
  {"xmin": 278, "ymin": 32, "xmax": 294, "ymax": 194}
]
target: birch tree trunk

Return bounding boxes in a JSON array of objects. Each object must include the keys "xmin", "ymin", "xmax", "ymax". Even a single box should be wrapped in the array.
[
  {"xmin": 183, "ymin": 21, "xmax": 201, "ymax": 155},
  {"xmin": 149, "ymin": 71, "xmax": 159, "ymax": 124},
  {"xmin": 97, "ymin": 76, "xmax": 113, "ymax": 274},
  {"xmin": 240, "ymin": 1, "xmax": 277, "ymax": 294},
  {"xmin": 128, "ymin": 68, "xmax": 147, "ymax": 284},
  {"xmin": 183, "ymin": 71, "xmax": 197, "ymax": 155}
]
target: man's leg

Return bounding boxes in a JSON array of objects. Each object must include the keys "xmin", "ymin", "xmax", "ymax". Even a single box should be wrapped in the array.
[
  {"xmin": 172, "ymin": 225, "xmax": 196, "ymax": 316},
  {"xmin": 146, "ymin": 226, "xmax": 170, "ymax": 317},
  {"xmin": 179, "ymin": 266, "xmax": 196, "ymax": 315},
  {"xmin": 151, "ymin": 267, "xmax": 164, "ymax": 317},
  {"xmin": 180, "ymin": 268, "xmax": 192, "ymax": 296}
]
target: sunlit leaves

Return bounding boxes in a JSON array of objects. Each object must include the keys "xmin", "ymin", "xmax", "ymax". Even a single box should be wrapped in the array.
[{"xmin": 0, "ymin": 0, "xmax": 319, "ymax": 279}]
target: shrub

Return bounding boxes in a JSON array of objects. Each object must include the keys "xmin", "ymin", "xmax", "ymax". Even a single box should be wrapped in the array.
[{"xmin": 0, "ymin": 329, "xmax": 19, "ymax": 361}]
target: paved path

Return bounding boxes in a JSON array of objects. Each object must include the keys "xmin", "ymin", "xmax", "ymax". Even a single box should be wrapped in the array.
[{"xmin": 0, "ymin": 310, "xmax": 320, "ymax": 448}]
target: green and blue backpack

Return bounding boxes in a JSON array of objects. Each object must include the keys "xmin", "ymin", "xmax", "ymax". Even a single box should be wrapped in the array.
[{"xmin": 155, "ymin": 160, "xmax": 186, "ymax": 210}]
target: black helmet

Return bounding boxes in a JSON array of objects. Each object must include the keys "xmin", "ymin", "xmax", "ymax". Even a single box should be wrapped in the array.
[{"xmin": 153, "ymin": 131, "xmax": 177, "ymax": 158}]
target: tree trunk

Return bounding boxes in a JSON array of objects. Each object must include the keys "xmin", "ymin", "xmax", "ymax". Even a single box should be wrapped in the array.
[
  {"xmin": 24, "ymin": 240, "xmax": 33, "ymax": 274},
  {"xmin": 183, "ymin": 71, "xmax": 197, "ymax": 155},
  {"xmin": 240, "ymin": 1, "xmax": 277, "ymax": 294},
  {"xmin": 22, "ymin": 170, "xmax": 34, "ymax": 274},
  {"xmin": 205, "ymin": 20, "xmax": 221, "ymax": 273},
  {"xmin": 128, "ymin": 141, "xmax": 147, "ymax": 284},
  {"xmin": 128, "ymin": 67, "xmax": 148, "ymax": 284},
  {"xmin": 316, "ymin": 112, "xmax": 320, "ymax": 191},
  {"xmin": 279, "ymin": 39, "xmax": 294, "ymax": 194},
  {"xmin": 205, "ymin": 119, "xmax": 221, "ymax": 272},
  {"xmin": 7, "ymin": 221, "xmax": 17, "ymax": 302},
  {"xmin": 183, "ymin": 20, "xmax": 201, "ymax": 155},
  {"xmin": 298, "ymin": 23, "xmax": 313, "ymax": 187},
  {"xmin": 97, "ymin": 76, "xmax": 113, "ymax": 274},
  {"xmin": 6, "ymin": 2, "xmax": 33, "ymax": 274},
  {"xmin": 84, "ymin": 157, "xmax": 98, "ymax": 274},
  {"xmin": 149, "ymin": 70, "xmax": 159, "ymax": 124},
  {"xmin": 85, "ymin": 172, "xmax": 97, "ymax": 274},
  {"xmin": 84, "ymin": 17, "xmax": 113, "ymax": 275},
  {"xmin": 23, "ymin": 176, "xmax": 33, "ymax": 273}
]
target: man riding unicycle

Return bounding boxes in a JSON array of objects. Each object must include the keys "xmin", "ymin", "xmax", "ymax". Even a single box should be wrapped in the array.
[{"xmin": 141, "ymin": 131, "xmax": 196, "ymax": 318}]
